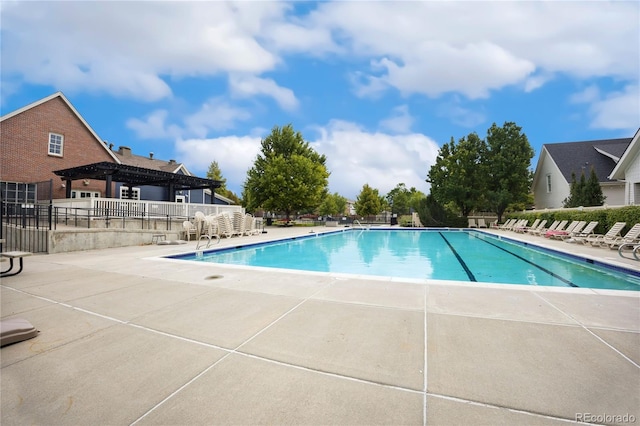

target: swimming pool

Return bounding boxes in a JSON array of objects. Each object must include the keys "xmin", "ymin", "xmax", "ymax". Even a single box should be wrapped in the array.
[{"xmin": 170, "ymin": 229, "xmax": 640, "ymax": 291}]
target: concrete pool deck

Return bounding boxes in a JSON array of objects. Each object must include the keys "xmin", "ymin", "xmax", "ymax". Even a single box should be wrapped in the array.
[{"xmin": 1, "ymin": 226, "xmax": 638, "ymax": 425}]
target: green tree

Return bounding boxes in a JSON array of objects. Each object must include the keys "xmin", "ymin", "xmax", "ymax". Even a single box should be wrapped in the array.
[
  {"xmin": 206, "ymin": 160, "xmax": 241, "ymax": 204},
  {"xmin": 564, "ymin": 167, "xmax": 605, "ymax": 207},
  {"xmin": 386, "ymin": 183, "xmax": 426, "ymax": 215},
  {"xmin": 354, "ymin": 184, "xmax": 382, "ymax": 221},
  {"xmin": 242, "ymin": 124, "xmax": 329, "ymax": 220},
  {"xmin": 427, "ymin": 133, "xmax": 486, "ymax": 216},
  {"xmin": 484, "ymin": 122, "xmax": 534, "ymax": 222},
  {"xmin": 584, "ymin": 167, "xmax": 606, "ymax": 206},
  {"xmin": 318, "ymin": 192, "xmax": 347, "ymax": 217}
]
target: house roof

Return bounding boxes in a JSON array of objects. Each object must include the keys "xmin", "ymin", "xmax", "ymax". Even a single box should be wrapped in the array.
[
  {"xmin": 542, "ymin": 137, "xmax": 632, "ymax": 183},
  {"xmin": 53, "ymin": 162, "xmax": 223, "ymax": 191},
  {"xmin": 0, "ymin": 91, "xmax": 121, "ymax": 164},
  {"xmin": 112, "ymin": 146, "xmax": 189, "ymax": 175},
  {"xmin": 609, "ymin": 128, "xmax": 640, "ymax": 180}
]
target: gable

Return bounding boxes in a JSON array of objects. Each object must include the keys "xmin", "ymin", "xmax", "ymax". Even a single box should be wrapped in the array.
[{"xmin": 543, "ymin": 137, "xmax": 632, "ymax": 184}]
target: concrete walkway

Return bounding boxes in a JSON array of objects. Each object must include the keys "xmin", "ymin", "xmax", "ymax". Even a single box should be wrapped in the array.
[{"xmin": 1, "ymin": 227, "xmax": 638, "ymax": 425}]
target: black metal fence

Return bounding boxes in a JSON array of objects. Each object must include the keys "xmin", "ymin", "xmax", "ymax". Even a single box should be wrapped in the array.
[{"xmin": 1, "ymin": 180, "xmax": 53, "ymax": 253}]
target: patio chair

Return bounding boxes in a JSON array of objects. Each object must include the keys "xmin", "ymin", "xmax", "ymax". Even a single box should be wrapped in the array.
[
  {"xmin": 468, "ymin": 218, "xmax": 477, "ymax": 228},
  {"xmin": 514, "ymin": 218, "xmax": 540, "ymax": 233},
  {"xmin": 511, "ymin": 219, "xmax": 530, "ymax": 232},
  {"xmin": 550, "ymin": 221, "xmax": 587, "ymax": 240},
  {"xmin": 182, "ymin": 221, "xmax": 197, "ymax": 241},
  {"xmin": 566, "ymin": 221, "xmax": 599, "ymax": 243},
  {"xmin": 605, "ymin": 223, "xmax": 640, "ymax": 250},
  {"xmin": 232, "ymin": 211, "xmax": 247, "ymax": 236},
  {"xmin": 498, "ymin": 219, "xmax": 517, "ymax": 230},
  {"xmin": 530, "ymin": 220, "xmax": 559, "ymax": 236},
  {"xmin": 477, "ymin": 218, "xmax": 487, "ymax": 228},
  {"xmin": 543, "ymin": 220, "xmax": 568, "ymax": 238},
  {"xmin": 525, "ymin": 219, "xmax": 547, "ymax": 234},
  {"xmin": 585, "ymin": 222, "xmax": 627, "ymax": 247},
  {"xmin": 244, "ymin": 214, "xmax": 261, "ymax": 235}
]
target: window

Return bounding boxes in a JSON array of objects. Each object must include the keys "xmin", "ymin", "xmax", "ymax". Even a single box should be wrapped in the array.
[
  {"xmin": 119, "ymin": 186, "xmax": 140, "ymax": 200},
  {"xmin": 71, "ymin": 190, "xmax": 100, "ymax": 199},
  {"xmin": 48, "ymin": 133, "xmax": 64, "ymax": 156},
  {"xmin": 0, "ymin": 181, "xmax": 37, "ymax": 203},
  {"xmin": 546, "ymin": 174, "xmax": 552, "ymax": 193}
]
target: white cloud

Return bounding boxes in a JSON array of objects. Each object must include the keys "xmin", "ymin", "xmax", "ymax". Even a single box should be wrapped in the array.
[
  {"xmin": 176, "ymin": 135, "xmax": 262, "ymax": 193},
  {"xmin": 569, "ymin": 84, "xmax": 639, "ymax": 131},
  {"xmin": 312, "ymin": 1, "xmax": 639, "ymax": 99},
  {"xmin": 310, "ymin": 120, "xmax": 439, "ymax": 199},
  {"xmin": 589, "ymin": 85, "xmax": 640, "ymax": 131},
  {"xmin": 379, "ymin": 105, "xmax": 414, "ymax": 134},
  {"xmin": 1, "ymin": 2, "xmax": 281, "ymax": 100},
  {"xmin": 174, "ymin": 120, "xmax": 440, "ymax": 200},
  {"xmin": 437, "ymin": 98, "xmax": 486, "ymax": 128},
  {"xmin": 229, "ymin": 74, "xmax": 299, "ymax": 111},
  {"xmin": 126, "ymin": 110, "xmax": 181, "ymax": 140},
  {"xmin": 183, "ymin": 98, "xmax": 252, "ymax": 138}
]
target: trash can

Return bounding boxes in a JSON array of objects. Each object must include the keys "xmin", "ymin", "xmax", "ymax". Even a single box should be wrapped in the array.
[
  {"xmin": 266, "ymin": 218, "xmax": 273, "ymax": 226},
  {"xmin": 390, "ymin": 217, "xmax": 398, "ymax": 226}
]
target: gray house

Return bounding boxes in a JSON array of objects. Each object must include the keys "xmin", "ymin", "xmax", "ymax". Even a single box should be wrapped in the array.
[
  {"xmin": 112, "ymin": 145, "xmax": 233, "ymax": 205},
  {"xmin": 532, "ymin": 136, "xmax": 634, "ymax": 209}
]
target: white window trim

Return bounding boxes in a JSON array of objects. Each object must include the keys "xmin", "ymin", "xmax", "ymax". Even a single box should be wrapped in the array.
[
  {"xmin": 546, "ymin": 174, "xmax": 552, "ymax": 193},
  {"xmin": 119, "ymin": 186, "xmax": 140, "ymax": 200},
  {"xmin": 71, "ymin": 190, "xmax": 100, "ymax": 199},
  {"xmin": 48, "ymin": 132, "xmax": 64, "ymax": 157}
]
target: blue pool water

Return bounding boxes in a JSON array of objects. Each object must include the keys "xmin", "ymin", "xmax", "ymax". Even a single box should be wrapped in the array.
[{"xmin": 170, "ymin": 229, "xmax": 640, "ymax": 291}]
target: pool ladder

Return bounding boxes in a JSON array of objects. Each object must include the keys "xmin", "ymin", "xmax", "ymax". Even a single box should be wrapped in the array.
[{"xmin": 353, "ymin": 220, "xmax": 368, "ymax": 230}]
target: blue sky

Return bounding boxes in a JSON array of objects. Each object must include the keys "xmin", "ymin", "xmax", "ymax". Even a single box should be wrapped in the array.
[{"xmin": 2, "ymin": 1, "xmax": 639, "ymax": 199}]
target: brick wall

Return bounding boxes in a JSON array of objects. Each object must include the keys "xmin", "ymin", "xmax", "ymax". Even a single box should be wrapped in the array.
[{"xmin": 0, "ymin": 96, "xmax": 116, "ymax": 199}]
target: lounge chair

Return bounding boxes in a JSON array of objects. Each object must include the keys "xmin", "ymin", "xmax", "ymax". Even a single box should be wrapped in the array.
[
  {"xmin": 498, "ymin": 219, "xmax": 517, "ymax": 230},
  {"xmin": 566, "ymin": 221, "xmax": 599, "ymax": 243},
  {"xmin": 525, "ymin": 219, "xmax": 547, "ymax": 234},
  {"xmin": 232, "ymin": 211, "xmax": 247, "ymax": 235},
  {"xmin": 605, "ymin": 223, "xmax": 640, "ymax": 249},
  {"xmin": 511, "ymin": 219, "xmax": 530, "ymax": 232},
  {"xmin": 543, "ymin": 220, "xmax": 568, "ymax": 238},
  {"xmin": 530, "ymin": 220, "xmax": 558, "ymax": 236},
  {"xmin": 550, "ymin": 221, "xmax": 586, "ymax": 240},
  {"xmin": 515, "ymin": 219, "xmax": 540, "ymax": 233},
  {"xmin": 585, "ymin": 222, "xmax": 627, "ymax": 247},
  {"xmin": 477, "ymin": 218, "xmax": 487, "ymax": 228},
  {"xmin": 468, "ymin": 218, "xmax": 477, "ymax": 228}
]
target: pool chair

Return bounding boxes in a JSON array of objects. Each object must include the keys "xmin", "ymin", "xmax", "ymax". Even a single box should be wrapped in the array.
[
  {"xmin": 511, "ymin": 219, "xmax": 531, "ymax": 232},
  {"xmin": 232, "ymin": 211, "xmax": 246, "ymax": 236},
  {"xmin": 525, "ymin": 219, "xmax": 547, "ymax": 234},
  {"xmin": 183, "ymin": 220, "xmax": 197, "ymax": 241},
  {"xmin": 543, "ymin": 220, "xmax": 569, "ymax": 238},
  {"xmin": 515, "ymin": 218, "xmax": 540, "ymax": 233},
  {"xmin": 244, "ymin": 214, "xmax": 261, "ymax": 235},
  {"xmin": 605, "ymin": 223, "xmax": 640, "ymax": 250},
  {"xmin": 477, "ymin": 218, "xmax": 487, "ymax": 228},
  {"xmin": 585, "ymin": 222, "xmax": 627, "ymax": 247},
  {"xmin": 216, "ymin": 213, "xmax": 237, "ymax": 238},
  {"xmin": 530, "ymin": 220, "xmax": 559, "ymax": 236},
  {"xmin": 468, "ymin": 218, "xmax": 477, "ymax": 228},
  {"xmin": 565, "ymin": 221, "xmax": 599, "ymax": 243},
  {"xmin": 550, "ymin": 221, "xmax": 587, "ymax": 240},
  {"xmin": 498, "ymin": 219, "xmax": 516, "ymax": 230}
]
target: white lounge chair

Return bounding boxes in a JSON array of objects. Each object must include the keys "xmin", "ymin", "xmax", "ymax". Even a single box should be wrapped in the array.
[
  {"xmin": 565, "ymin": 221, "xmax": 599, "ymax": 243},
  {"xmin": 515, "ymin": 218, "xmax": 540, "ymax": 233},
  {"xmin": 543, "ymin": 220, "xmax": 569, "ymax": 238},
  {"xmin": 585, "ymin": 222, "xmax": 627, "ymax": 247},
  {"xmin": 526, "ymin": 220, "xmax": 547, "ymax": 235},
  {"xmin": 605, "ymin": 223, "xmax": 640, "ymax": 249},
  {"xmin": 531, "ymin": 220, "xmax": 559, "ymax": 236},
  {"xmin": 477, "ymin": 218, "xmax": 487, "ymax": 228},
  {"xmin": 550, "ymin": 221, "xmax": 586, "ymax": 240},
  {"xmin": 468, "ymin": 218, "xmax": 477, "ymax": 228}
]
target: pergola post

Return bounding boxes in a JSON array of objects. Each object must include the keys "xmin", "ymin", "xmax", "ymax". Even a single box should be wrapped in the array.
[{"xmin": 105, "ymin": 175, "xmax": 112, "ymax": 198}]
